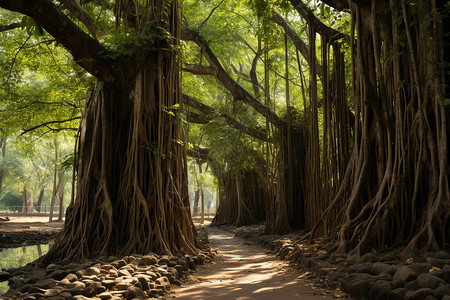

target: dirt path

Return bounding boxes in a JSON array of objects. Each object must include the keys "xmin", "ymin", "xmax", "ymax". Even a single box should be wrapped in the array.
[{"xmin": 170, "ymin": 227, "xmax": 335, "ymax": 300}]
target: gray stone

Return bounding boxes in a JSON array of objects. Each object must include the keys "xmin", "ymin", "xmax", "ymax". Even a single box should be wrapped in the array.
[
  {"xmin": 361, "ymin": 252, "xmax": 379, "ymax": 263},
  {"xmin": 416, "ymin": 273, "xmax": 445, "ymax": 289},
  {"xmin": 9, "ymin": 277, "xmax": 26, "ymax": 289},
  {"xmin": 426, "ymin": 257, "xmax": 450, "ymax": 268},
  {"xmin": 387, "ymin": 288, "xmax": 407, "ymax": 300},
  {"xmin": 435, "ymin": 283, "xmax": 450, "ymax": 298},
  {"xmin": 34, "ymin": 277, "xmax": 56, "ymax": 289},
  {"xmin": 49, "ymin": 269, "xmax": 69, "ymax": 280},
  {"xmin": 424, "ymin": 296, "xmax": 438, "ymax": 300},
  {"xmin": 404, "ymin": 280, "xmax": 419, "ymax": 291},
  {"xmin": 443, "ymin": 295, "xmax": 450, "ymax": 300},
  {"xmin": 405, "ymin": 288, "xmax": 434, "ymax": 300},
  {"xmin": 393, "ymin": 266, "xmax": 417, "ymax": 288},
  {"xmin": 125, "ymin": 286, "xmax": 145, "ymax": 299},
  {"xmin": 348, "ymin": 279, "xmax": 373, "ymax": 299},
  {"xmin": 408, "ymin": 263, "xmax": 432, "ymax": 275},
  {"xmin": 368, "ymin": 281, "xmax": 391, "ymax": 300}
]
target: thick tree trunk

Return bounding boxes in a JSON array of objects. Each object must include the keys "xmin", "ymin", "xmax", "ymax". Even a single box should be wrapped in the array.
[{"xmin": 43, "ymin": 0, "xmax": 199, "ymax": 262}]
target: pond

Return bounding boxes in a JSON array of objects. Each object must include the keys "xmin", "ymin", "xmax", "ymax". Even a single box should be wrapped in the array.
[{"xmin": 0, "ymin": 244, "xmax": 49, "ymax": 294}]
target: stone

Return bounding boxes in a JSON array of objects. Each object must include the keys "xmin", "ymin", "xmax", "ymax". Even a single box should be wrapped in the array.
[
  {"xmin": 0, "ymin": 271, "xmax": 12, "ymax": 282},
  {"xmin": 416, "ymin": 273, "xmax": 445, "ymax": 289},
  {"xmin": 443, "ymin": 295, "xmax": 450, "ymax": 300},
  {"xmin": 361, "ymin": 252, "xmax": 378, "ymax": 263},
  {"xmin": 135, "ymin": 276, "xmax": 150, "ymax": 291},
  {"xmin": 118, "ymin": 269, "xmax": 132, "ymax": 277},
  {"xmin": 424, "ymin": 296, "xmax": 438, "ymax": 300},
  {"xmin": 75, "ymin": 269, "xmax": 86, "ymax": 278},
  {"xmin": 111, "ymin": 260, "xmax": 127, "ymax": 269},
  {"xmin": 442, "ymin": 266, "xmax": 450, "ymax": 284},
  {"xmin": 66, "ymin": 281, "xmax": 86, "ymax": 289},
  {"xmin": 102, "ymin": 279, "xmax": 116, "ymax": 289},
  {"xmin": 97, "ymin": 292, "xmax": 113, "ymax": 300},
  {"xmin": 85, "ymin": 266, "xmax": 101, "ymax": 276},
  {"xmin": 9, "ymin": 277, "xmax": 26, "ymax": 289},
  {"xmin": 435, "ymin": 283, "xmax": 450, "ymax": 298},
  {"xmin": 435, "ymin": 251, "xmax": 450, "ymax": 259},
  {"xmin": 145, "ymin": 271, "xmax": 157, "ymax": 280},
  {"xmin": 408, "ymin": 263, "xmax": 432, "ymax": 275},
  {"xmin": 64, "ymin": 273, "xmax": 79, "ymax": 283},
  {"xmin": 45, "ymin": 288, "xmax": 61, "ymax": 297},
  {"xmin": 49, "ymin": 269, "xmax": 69, "ymax": 280},
  {"xmin": 59, "ymin": 291, "xmax": 72, "ymax": 298},
  {"xmin": 368, "ymin": 281, "xmax": 391, "ymax": 300},
  {"xmin": 125, "ymin": 286, "xmax": 145, "ymax": 299},
  {"xmin": 46, "ymin": 264, "xmax": 59, "ymax": 272},
  {"xmin": 348, "ymin": 279, "xmax": 373, "ymax": 299},
  {"xmin": 405, "ymin": 288, "xmax": 435, "ymax": 300},
  {"xmin": 114, "ymin": 281, "xmax": 131, "ymax": 290},
  {"xmin": 59, "ymin": 278, "xmax": 71, "ymax": 285},
  {"xmin": 155, "ymin": 276, "xmax": 171, "ymax": 291},
  {"xmin": 393, "ymin": 266, "xmax": 417, "ymax": 288},
  {"xmin": 344, "ymin": 272, "xmax": 374, "ymax": 289},
  {"xmin": 81, "ymin": 282, "xmax": 97, "ymax": 297},
  {"xmin": 372, "ymin": 262, "xmax": 392, "ymax": 275},
  {"xmin": 387, "ymin": 288, "xmax": 407, "ymax": 300},
  {"xmin": 100, "ymin": 264, "xmax": 115, "ymax": 271}
]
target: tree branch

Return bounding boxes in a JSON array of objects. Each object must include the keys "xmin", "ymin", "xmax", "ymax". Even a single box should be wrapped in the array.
[
  {"xmin": 183, "ymin": 64, "xmax": 215, "ymax": 76},
  {"xmin": 21, "ymin": 117, "xmax": 81, "ymax": 135},
  {"xmin": 0, "ymin": 22, "xmax": 20, "ymax": 32},
  {"xmin": 59, "ymin": 0, "xmax": 104, "ymax": 38},
  {"xmin": 0, "ymin": 0, "xmax": 117, "ymax": 82},
  {"xmin": 181, "ymin": 27, "xmax": 284, "ymax": 127},
  {"xmin": 289, "ymin": 0, "xmax": 349, "ymax": 42},
  {"xmin": 183, "ymin": 93, "xmax": 268, "ymax": 141},
  {"xmin": 272, "ymin": 11, "xmax": 324, "ymax": 78}
]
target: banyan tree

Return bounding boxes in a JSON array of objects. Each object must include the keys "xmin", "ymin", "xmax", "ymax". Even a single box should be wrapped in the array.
[
  {"xmin": 0, "ymin": 0, "xmax": 199, "ymax": 261},
  {"xmin": 309, "ymin": 0, "xmax": 449, "ymax": 257}
]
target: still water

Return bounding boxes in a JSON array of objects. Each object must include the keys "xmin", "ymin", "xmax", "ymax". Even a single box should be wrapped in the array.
[{"xmin": 0, "ymin": 244, "xmax": 49, "ymax": 294}]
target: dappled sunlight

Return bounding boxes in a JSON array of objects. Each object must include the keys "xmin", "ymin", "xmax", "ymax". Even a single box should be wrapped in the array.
[{"xmin": 171, "ymin": 228, "xmax": 333, "ymax": 300}]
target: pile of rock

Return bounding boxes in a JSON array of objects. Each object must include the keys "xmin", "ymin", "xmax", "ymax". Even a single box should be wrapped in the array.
[
  {"xmin": 220, "ymin": 224, "xmax": 450, "ymax": 300},
  {"xmin": 0, "ymin": 250, "xmax": 215, "ymax": 299}
]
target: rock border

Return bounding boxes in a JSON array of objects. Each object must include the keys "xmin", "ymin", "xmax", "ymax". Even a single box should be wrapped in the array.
[
  {"xmin": 0, "ymin": 226, "xmax": 214, "ymax": 300},
  {"xmin": 216, "ymin": 224, "xmax": 450, "ymax": 300}
]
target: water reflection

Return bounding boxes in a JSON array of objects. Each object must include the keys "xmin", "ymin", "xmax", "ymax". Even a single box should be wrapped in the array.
[{"xmin": 0, "ymin": 244, "xmax": 49, "ymax": 294}]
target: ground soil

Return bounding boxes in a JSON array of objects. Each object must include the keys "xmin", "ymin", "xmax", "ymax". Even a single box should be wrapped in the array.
[
  {"xmin": 169, "ymin": 227, "xmax": 336, "ymax": 299},
  {"xmin": 0, "ymin": 217, "xmax": 63, "ymax": 249},
  {"xmin": 0, "ymin": 217, "xmax": 64, "ymax": 232}
]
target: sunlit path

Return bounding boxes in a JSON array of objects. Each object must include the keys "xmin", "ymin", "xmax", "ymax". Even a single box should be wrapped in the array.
[{"xmin": 170, "ymin": 227, "xmax": 334, "ymax": 300}]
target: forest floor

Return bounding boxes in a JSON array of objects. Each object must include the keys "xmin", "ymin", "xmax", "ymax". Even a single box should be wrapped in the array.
[
  {"xmin": 169, "ymin": 226, "xmax": 336, "ymax": 299},
  {"xmin": 0, "ymin": 217, "xmax": 63, "ymax": 249}
]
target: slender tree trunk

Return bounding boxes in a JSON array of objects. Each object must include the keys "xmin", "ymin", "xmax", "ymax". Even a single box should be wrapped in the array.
[
  {"xmin": 193, "ymin": 189, "xmax": 200, "ymax": 217},
  {"xmin": 58, "ymin": 181, "xmax": 64, "ymax": 221},
  {"xmin": 0, "ymin": 138, "xmax": 6, "ymax": 194},
  {"xmin": 49, "ymin": 171, "xmax": 64, "ymax": 222},
  {"xmin": 36, "ymin": 188, "xmax": 45, "ymax": 213},
  {"xmin": 22, "ymin": 185, "xmax": 27, "ymax": 213}
]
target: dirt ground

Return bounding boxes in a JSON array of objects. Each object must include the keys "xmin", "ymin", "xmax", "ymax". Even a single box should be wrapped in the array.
[
  {"xmin": 169, "ymin": 227, "xmax": 336, "ymax": 300},
  {"xmin": 0, "ymin": 217, "xmax": 64, "ymax": 233}
]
